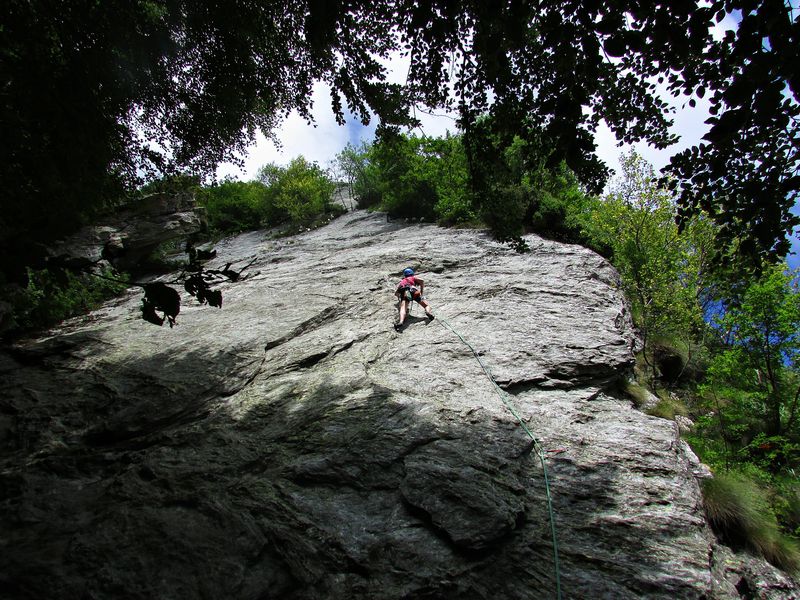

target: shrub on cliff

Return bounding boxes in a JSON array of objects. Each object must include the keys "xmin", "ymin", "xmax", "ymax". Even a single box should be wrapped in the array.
[
  {"xmin": 366, "ymin": 133, "xmax": 469, "ymax": 223},
  {"xmin": 199, "ymin": 158, "xmax": 339, "ymax": 235},
  {"xmin": 199, "ymin": 180, "xmax": 268, "ymax": 233},
  {"xmin": 261, "ymin": 157, "xmax": 338, "ymax": 225},
  {"xmin": 702, "ymin": 471, "xmax": 800, "ymax": 573},
  {"xmin": 9, "ymin": 267, "xmax": 130, "ymax": 332}
]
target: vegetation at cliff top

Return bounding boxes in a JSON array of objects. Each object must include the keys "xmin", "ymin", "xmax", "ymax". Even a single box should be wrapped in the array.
[
  {"xmin": 2, "ymin": 159, "xmax": 341, "ymax": 333},
  {"xmin": 198, "ymin": 157, "xmax": 342, "ymax": 235},
  {"xmin": 2, "ymin": 0, "xmax": 799, "ymax": 284}
]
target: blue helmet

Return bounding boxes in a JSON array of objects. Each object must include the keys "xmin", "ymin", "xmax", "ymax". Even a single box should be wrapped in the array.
[{"xmin": 403, "ymin": 268, "xmax": 414, "ymax": 277}]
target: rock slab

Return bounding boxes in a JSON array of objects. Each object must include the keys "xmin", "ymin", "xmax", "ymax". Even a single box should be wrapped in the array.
[{"xmin": 1, "ymin": 211, "xmax": 796, "ymax": 599}]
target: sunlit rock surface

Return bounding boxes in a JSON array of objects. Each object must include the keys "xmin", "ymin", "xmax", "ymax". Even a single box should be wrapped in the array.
[{"xmin": 2, "ymin": 211, "xmax": 797, "ymax": 599}]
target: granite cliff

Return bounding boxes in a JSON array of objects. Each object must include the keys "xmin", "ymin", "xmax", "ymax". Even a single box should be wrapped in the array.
[{"xmin": 1, "ymin": 211, "xmax": 797, "ymax": 599}]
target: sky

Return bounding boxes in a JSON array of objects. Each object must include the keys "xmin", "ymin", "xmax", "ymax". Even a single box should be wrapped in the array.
[
  {"xmin": 216, "ymin": 42, "xmax": 799, "ymax": 270},
  {"xmin": 214, "ymin": 68, "xmax": 708, "ymax": 185}
]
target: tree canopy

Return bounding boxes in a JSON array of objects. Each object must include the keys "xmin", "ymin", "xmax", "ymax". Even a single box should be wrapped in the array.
[
  {"xmin": 2, "ymin": 0, "xmax": 798, "ymax": 279},
  {"xmin": 1, "ymin": 0, "xmax": 406, "ymax": 279},
  {"xmin": 406, "ymin": 0, "xmax": 800, "ymax": 266}
]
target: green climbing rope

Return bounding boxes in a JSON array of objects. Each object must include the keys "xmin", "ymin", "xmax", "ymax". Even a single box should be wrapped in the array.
[
  {"xmin": 434, "ymin": 311, "xmax": 563, "ymax": 600},
  {"xmin": 383, "ymin": 275, "xmax": 561, "ymax": 595}
]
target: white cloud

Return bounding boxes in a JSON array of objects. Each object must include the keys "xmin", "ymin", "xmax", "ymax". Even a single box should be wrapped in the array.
[
  {"xmin": 595, "ymin": 90, "xmax": 713, "ymax": 186},
  {"xmin": 216, "ymin": 81, "xmax": 357, "ymax": 180},
  {"xmin": 216, "ymin": 48, "xmax": 464, "ymax": 181}
]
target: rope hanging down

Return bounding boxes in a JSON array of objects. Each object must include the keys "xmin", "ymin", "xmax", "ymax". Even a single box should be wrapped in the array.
[
  {"xmin": 382, "ymin": 273, "xmax": 561, "ymax": 596},
  {"xmin": 434, "ymin": 311, "xmax": 563, "ymax": 600}
]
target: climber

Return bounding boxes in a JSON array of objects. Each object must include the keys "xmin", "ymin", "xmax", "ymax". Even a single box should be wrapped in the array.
[{"xmin": 394, "ymin": 267, "xmax": 434, "ymax": 331}]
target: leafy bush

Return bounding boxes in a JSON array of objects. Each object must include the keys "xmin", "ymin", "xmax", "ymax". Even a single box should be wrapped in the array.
[
  {"xmin": 10, "ymin": 267, "xmax": 129, "ymax": 331},
  {"xmin": 382, "ymin": 176, "xmax": 438, "ymax": 220},
  {"xmin": 524, "ymin": 164, "xmax": 599, "ymax": 245},
  {"xmin": 333, "ymin": 142, "xmax": 382, "ymax": 209},
  {"xmin": 355, "ymin": 185, "xmax": 382, "ymax": 209},
  {"xmin": 705, "ymin": 264, "xmax": 800, "ymax": 437},
  {"xmin": 360, "ymin": 133, "xmax": 469, "ymax": 222},
  {"xmin": 428, "ymin": 135, "xmax": 472, "ymax": 224},
  {"xmin": 198, "ymin": 179, "xmax": 269, "ymax": 233},
  {"xmin": 579, "ymin": 152, "xmax": 715, "ymax": 385},
  {"xmin": 685, "ymin": 427, "xmax": 730, "ymax": 472},
  {"xmin": 528, "ymin": 188, "xmax": 567, "ymax": 234},
  {"xmin": 353, "ymin": 162, "xmax": 383, "ymax": 209},
  {"xmin": 370, "ymin": 135, "xmax": 434, "ymax": 220},
  {"xmin": 773, "ymin": 479, "xmax": 800, "ymax": 538},
  {"xmin": 702, "ymin": 471, "xmax": 800, "ymax": 572},
  {"xmin": 266, "ymin": 157, "xmax": 336, "ymax": 224},
  {"xmin": 199, "ymin": 158, "xmax": 337, "ymax": 235},
  {"xmin": 741, "ymin": 435, "xmax": 800, "ymax": 474},
  {"xmin": 435, "ymin": 191, "xmax": 475, "ymax": 225},
  {"xmin": 337, "ymin": 130, "xmax": 593, "ymax": 240},
  {"xmin": 479, "ymin": 185, "xmax": 529, "ymax": 244}
]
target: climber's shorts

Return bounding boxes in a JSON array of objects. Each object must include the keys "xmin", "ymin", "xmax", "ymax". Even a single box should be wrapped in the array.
[{"xmin": 399, "ymin": 286, "xmax": 422, "ymax": 303}]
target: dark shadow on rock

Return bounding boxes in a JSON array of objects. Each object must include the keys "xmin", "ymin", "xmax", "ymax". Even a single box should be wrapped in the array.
[{"xmin": 0, "ymin": 328, "xmax": 714, "ymax": 600}]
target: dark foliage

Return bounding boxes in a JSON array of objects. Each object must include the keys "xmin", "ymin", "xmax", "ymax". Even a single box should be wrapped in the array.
[
  {"xmin": 2, "ymin": 0, "xmax": 798, "ymax": 280},
  {"xmin": 142, "ymin": 282, "xmax": 180, "ymax": 328},
  {"xmin": 424, "ymin": 0, "xmax": 798, "ymax": 268},
  {"xmin": 662, "ymin": 3, "xmax": 800, "ymax": 269},
  {"xmin": 0, "ymin": 0, "xmax": 408, "ymax": 280},
  {"xmin": 137, "ymin": 254, "xmax": 257, "ymax": 327}
]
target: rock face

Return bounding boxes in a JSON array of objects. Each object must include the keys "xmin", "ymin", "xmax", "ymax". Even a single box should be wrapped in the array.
[
  {"xmin": 48, "ymin": 191, "xmax": 203, "ymax": 271},
  {"xmin": 1, "ymin": 211, "xmax": 797, "ymax": 599}
]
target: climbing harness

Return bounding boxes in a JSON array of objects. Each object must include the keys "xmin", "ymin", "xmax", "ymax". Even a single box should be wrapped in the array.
[
  {"xmin": 434, "ymin": 311, "xmax": 563, "ymax": 600},
  {"xmin": 401, "ymin": 286, "xmax": 418, "ymax": 304}
]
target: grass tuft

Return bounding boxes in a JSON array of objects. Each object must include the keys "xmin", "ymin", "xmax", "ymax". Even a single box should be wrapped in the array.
[
  {"xmin": 702, "ymin": 472, "xmax": 800, "ymax": 573},
  {"xmin": 647, "ymin": 396, "xmax": 689, "ymax": 420},
  {"xmin": 623, "ymin": 380, "xmax": 651, "ymax": 408}
]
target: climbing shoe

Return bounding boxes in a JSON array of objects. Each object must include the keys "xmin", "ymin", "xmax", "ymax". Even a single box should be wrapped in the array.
[
  {"xmin": 427, "ymin": 313, "xmax": 435, "ymax": 321},
  {"xmin": 394, "ymin": 322, "xmax": 403, "ymax": 332}
]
